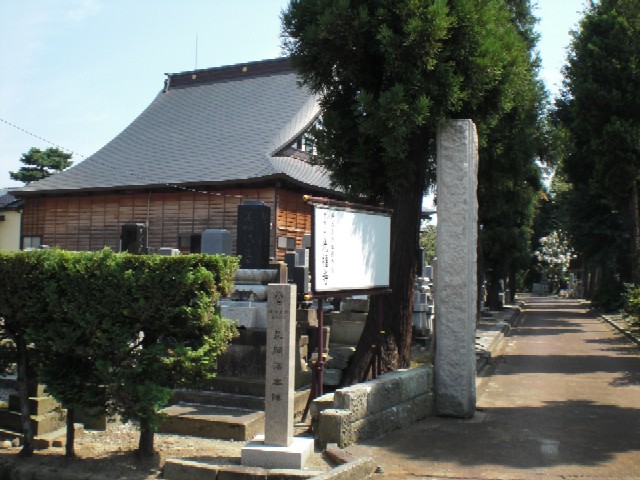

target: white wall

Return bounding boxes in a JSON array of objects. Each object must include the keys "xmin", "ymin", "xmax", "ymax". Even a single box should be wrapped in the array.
[{"xmin": 0, "ymin": 210, "xmax": 21, "ymax": 251}]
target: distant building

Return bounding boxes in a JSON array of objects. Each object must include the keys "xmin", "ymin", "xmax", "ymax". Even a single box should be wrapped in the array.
[
  {"xmin": 11, "ymin": 58, "xmax": 341, "ymax": 257},
  {"xmin": 0, "ymin": 190, "xmax": 23, "ymax": 251}
]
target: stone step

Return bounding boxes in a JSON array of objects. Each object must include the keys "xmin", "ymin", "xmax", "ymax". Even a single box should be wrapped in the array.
[
  {"xmin": 158, "ymin": 403, "xmax": 265, "ymax": 441},
  {"xmin": 0, "ymin": 408, "xmax": 66, "ymax": 436},
  {"xmin": 202, "ymin": 377, "xmax": 267, "ymax": 396},
  {"xmin": 202, "ymin": 376, "xmax": 316, "ymax": 398},
  {"xmin": 162, "ymin": 458, "xmax": 321, "ymax": 480},
  {"xmin": 160, "ymin": 389, "xmax": 312, "ymax": 442},
  {"xmin": 325, "ymin": 345, "xmax": 356, "ymax": 370},
  {"xmin": 171, "ymin": 389, "xmax": 265, "ymax": 411}
]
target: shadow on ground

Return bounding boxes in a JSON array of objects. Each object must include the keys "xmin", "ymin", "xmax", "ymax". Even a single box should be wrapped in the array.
[{"xmin": 352, "ymin": 400, "xmax": 640, "ymax": 471}]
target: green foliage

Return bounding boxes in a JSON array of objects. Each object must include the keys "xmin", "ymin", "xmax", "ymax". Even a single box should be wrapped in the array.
[
  {"xmin": 556, "ymin": 0, "xmax": 640, "ymax": 284},
  {"xmin": 419, "ymin": 224, "xmax": 436, "ymax": 266},
  {"xmin": 282, "ymin": 0, "xmax": 545, "ymax": 373},
  {"xmin": 472, "ymin": 0, "xmax": 549, "ymax": 306},
  {"xmin": 110, "ymin": 254, "xmax": 239, "ymax": 434},
  {"xmin": 0, "ymin": 249, "xmax": 239, "ymax": 455},
  {"xmin": 282, "ymin": 0, "xmax": 536, "ymax": 200},
  {"xmin": 623, "ymin": 283, "xmax": 640, "ymax": 325},
  {"xmin": 9, "ymin": 147, "xmax": 73, "ymax": 184},
  {"xmin": 591, "ymin": 280, "xmax": 626, "ymax": 313}
]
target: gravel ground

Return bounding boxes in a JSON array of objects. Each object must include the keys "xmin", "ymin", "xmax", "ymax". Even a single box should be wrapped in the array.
[{"xmin": 0, "ymin": 421, "xmax": 334, "ymax": 479}]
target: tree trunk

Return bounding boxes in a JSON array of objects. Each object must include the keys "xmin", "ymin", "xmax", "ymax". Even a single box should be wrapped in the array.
[
  {"xmin": 15, "ymin": 336, "xmax": 34, "ymax": 457},
  {"xmin": 486, "ymin": 277, "xmax": 501, "ymax": 310},
  {"xmin": 137, "ymin": 417, "xmax": 155, "ymax": 457},
  {"xmin": 629, "ymin": 180, "xmax": 640, "ymax": 284},
  {"xmin": 65, "ymin": 407, "xmax": 75, "ymax": 458},
  {"xmin": 341, "ymin": 133, "xmax": 429, "ymax": 385}
]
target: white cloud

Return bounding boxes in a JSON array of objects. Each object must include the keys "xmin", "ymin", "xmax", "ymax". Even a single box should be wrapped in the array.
[{"xmin": 65, "ymin": 0, "xmax": 103, "ymax": 22}]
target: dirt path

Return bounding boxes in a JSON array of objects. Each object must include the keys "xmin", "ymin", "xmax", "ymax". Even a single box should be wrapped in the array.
[{"xmin": 346, "ymin": 297, "xmax": 640, "ymax": 479}]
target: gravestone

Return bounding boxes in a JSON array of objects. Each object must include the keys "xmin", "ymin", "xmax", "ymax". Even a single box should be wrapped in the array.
[
  {"xmin": 201, "ymin": 229, "xmax": 232, "ymax": 255},
  {"xmin": 190, "ymin": 233, "xmax": 202, "ymax": 253},
  {"xmin": 237, "ymin": 201, "xmax": 270, "ymax": 269},
  {"xmin": 241, "ymin": 284, "xmax": 314, "ymax": 469},
  {"xmin": 120, "ymin": 223, "xmax": 147, "ymax": 254},
  {"xmin": 434, "ymin": 119, "xmax": 478, "ymax": 418}
]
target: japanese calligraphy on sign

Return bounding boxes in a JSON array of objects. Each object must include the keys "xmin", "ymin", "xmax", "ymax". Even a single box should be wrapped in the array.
[{"xmin": 311, "ymin": 203, "xmax": 391, "ymax": 294}]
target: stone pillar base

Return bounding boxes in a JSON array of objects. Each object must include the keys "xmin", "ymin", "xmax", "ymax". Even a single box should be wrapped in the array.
[{"xmin": 241, "ymin": 434, "xmax": 315, "ymax": 469}]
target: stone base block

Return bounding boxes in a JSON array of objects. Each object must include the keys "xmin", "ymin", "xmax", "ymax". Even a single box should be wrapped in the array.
[
  {"xmin": 220, "ymin": 302, "xmax": 258, "ymax": 328},
  {"xmin": 241, "ymin": 434, "xmax": 315, "ymax": 470},
  {"xmin": 323, "ymin": 368, "xmax": 343, "ymax": 387},
  {"xmin": 329, "ymin": 321, "xmax": 365, "ymax": 345}
]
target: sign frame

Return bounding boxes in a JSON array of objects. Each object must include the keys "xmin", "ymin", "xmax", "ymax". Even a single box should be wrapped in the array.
[{"xmin": 306, "ymin": 196, "xmax": 392, "ymax": 297}]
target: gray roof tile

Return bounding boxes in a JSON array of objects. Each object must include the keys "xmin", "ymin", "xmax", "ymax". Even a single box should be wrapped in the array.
[{"xmin": 15, "ymin": 58, "xmax": 336, "ymax": 195}]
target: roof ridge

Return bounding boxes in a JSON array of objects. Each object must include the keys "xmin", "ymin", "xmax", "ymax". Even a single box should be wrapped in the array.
[{"xmin": 165, "ymin": 57, "xmax": 293, "ymax": 90}]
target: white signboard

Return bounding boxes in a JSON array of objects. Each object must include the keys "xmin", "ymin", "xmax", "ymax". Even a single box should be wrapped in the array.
[{"xmin": 311, "ymin": 203, "xmax": 391, "ymax": 294}]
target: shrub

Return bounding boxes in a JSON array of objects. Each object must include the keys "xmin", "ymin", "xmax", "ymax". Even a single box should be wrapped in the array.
[
  {"xmin": 591, "ymin": 281, "xmax": 625, "ymax": 312},
  {"xmin": 623, "ymin": 283, "xmax": 640, "ymax": 328}
]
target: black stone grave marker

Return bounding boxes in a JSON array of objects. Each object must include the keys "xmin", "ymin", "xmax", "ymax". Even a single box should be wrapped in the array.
[
  {"xmin": 237, "ymin": 201, "xmax": 271, "ymax": 269},
  {"xmin": 120, "ymin": 223, "xmax": 147, "ymax": 254}
]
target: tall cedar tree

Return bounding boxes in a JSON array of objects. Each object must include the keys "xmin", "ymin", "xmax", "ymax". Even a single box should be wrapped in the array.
[
  {"xmin": 478, "ymin": 0, "xmax": 548, "ymax": 309},
  {"xmin": 557, "ymin": 0, "xmax": 640, "ymax": 285},
  {"xmin": 10, "ymin": 147, "xmax": 72, "ymax": 184},
  {"xmin": 282, "ymin": 0, "xmax": 536, "ymax": 382}
]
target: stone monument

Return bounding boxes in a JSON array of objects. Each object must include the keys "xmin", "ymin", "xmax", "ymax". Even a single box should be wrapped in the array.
[
  {"xmin": 237, "ymin": 201, "xmax": 270, "ymax": 269},
  {"xmin": 201, "ymin": 228, "xmax": 232, "ymax": 255},
  {"xmin": 434, "ymin": 119, "xmax": 478, "ymax": 418},
  {"xmin": 241, "ymin": 284, "xmax": 314, "ymax": 469}
]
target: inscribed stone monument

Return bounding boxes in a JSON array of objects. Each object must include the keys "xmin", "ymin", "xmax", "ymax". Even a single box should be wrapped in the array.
[
  {"xmin": 237, "ymin": 201, "xmax": 270, "ymax": 269},
  {"xmin": 434, "ymin": 119, "xmax": 478, "ymax": 418},
  {"xmin": 241, "ymin": 284, "xmax": 314, "ymax": 469}
]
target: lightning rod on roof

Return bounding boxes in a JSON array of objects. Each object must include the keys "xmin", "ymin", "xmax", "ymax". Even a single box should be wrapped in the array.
[{"xmin": 195, "ymin": 34, "xmax": 198, "ymax": 70}]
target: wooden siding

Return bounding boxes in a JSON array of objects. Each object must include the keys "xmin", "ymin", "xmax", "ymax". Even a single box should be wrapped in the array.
[
  {"xmin": 20, "ymin": 187, "xmax": 314, "ymax": 261},
  {"xmin": 275, "ymin": 189, "xmax": 312, "ymax": 253}
]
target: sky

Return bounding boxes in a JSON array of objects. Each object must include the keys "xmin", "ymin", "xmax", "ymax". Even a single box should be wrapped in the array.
[{"xmin": 0, "ymin": 0, "xmax": 588, "ymax": 189}]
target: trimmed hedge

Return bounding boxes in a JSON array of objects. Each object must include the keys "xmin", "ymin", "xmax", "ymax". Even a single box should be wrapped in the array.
[{"xmin": 0, "ymin": 248, "xmax": 239, "ymax": 456}]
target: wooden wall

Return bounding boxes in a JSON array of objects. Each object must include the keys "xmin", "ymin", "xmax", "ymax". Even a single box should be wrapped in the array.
[{"xmin": 20, "ymin": 187, "xmax": 313, "ymax": 260}]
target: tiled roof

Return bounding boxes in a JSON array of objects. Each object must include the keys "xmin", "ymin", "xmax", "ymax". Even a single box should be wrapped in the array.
[
  {"xmin": 0, "ymin": 190, "xmax": 23, "ymax": 210},
  {"xmin": 13, "ymin": 58, "xmax": 336, "ymax": 195}
]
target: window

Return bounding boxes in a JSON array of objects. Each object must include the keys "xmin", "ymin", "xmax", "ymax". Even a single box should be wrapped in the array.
[
  {"xmin": 178, "ymin": 234, "xmax": 194, "ymax": 253},
  {"xmin": 22, "ymin": 236, "xmax": 41, "ymax": 250}
]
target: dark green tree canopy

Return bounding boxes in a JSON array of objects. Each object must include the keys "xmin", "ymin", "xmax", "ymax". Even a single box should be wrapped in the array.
[
  {"xmin": 282, "ymin": 0, "xmax": 542, "ymax": 376},
  {"xmin": 282, "ymin": 0, "xmax": 532, "ymax": 201},
  {"xmin": 10, "ymin": 147, "xmax": 73, "ymax": 184},
  {"xmin": 556, "ymin": 0, "xmax": 640, "ymax": 285},
  {"xmin": 559, "ymin": 0, "xmax": 640, "ymax": 203}
]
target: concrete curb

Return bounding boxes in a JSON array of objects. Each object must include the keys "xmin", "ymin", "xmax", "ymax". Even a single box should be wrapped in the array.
[
  {"xmin": 600, "ymin": 314, "xmax": 640, "ymax": 347},
  {"xmin": 310, "ymin": 457, "xmax": 377, "ymax": 480},
  {"xmin": 475, "ymin": 304, "xmax": 522, "ymax": 373}
]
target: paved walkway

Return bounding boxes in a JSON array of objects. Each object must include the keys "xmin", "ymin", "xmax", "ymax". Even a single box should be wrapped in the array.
[{"xmin": 346, "ymin": 297, "xmax": 640, "ymax": 479}]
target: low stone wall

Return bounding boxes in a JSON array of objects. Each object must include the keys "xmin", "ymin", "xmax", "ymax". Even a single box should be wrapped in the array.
[{"xmin": 311, "ymin": 365, "xmax": 434, "ymax": 448}]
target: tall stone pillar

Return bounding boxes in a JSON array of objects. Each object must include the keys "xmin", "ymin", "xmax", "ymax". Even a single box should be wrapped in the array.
[
  {"xmin": 241, "ymin": 284, "xmax": 314, "ymax": 469},
  {"xmin": 434, "ymin": 119, "xmax": 478, "ymax": 418}
]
